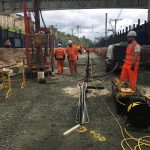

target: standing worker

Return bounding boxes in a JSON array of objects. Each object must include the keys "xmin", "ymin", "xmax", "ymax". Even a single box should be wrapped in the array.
[
  {"xmin": 66, "ymin": 40, "xmax": 78, "ymax": 74},
  {"xmin": 54, "ymin": 43, "xmax": 65, "ymax": 74},
  {"xmin": 120, "ymin": 31, "xmax": 140, "ymax": 91}
]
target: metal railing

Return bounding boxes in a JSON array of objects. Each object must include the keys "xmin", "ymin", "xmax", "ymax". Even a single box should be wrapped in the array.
[{"xmin": 96, "ymin": 21, "xmax": 150, "ymax": 47}]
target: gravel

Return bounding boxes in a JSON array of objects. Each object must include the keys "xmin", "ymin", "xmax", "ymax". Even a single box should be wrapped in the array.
[{"xmin": 0, "ymin": 53, "xmax": 149, "ymax": 150}]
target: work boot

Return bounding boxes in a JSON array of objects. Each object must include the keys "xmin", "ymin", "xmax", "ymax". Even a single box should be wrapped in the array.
[{"xmin": 120, "ymin": 83, "xmax": 128, "ymax": 88}]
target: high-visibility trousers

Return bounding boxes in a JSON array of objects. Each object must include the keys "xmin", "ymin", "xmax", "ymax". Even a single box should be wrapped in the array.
[
  {"xmin": 57, "ymin": 60, "xmax": 64, "ymax": 74},
  {"xmin": 120, "ymin": 63, "xmax": 139, "ymax": 91},
  {"xmin": 68, "ymin": 60, "xmax": 77, "ymax": 74}
]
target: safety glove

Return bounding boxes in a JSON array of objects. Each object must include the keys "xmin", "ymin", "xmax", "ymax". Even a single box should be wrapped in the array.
[{"xmin": 131, "ymin": 63, "xmax": 135, "ymax": 70}]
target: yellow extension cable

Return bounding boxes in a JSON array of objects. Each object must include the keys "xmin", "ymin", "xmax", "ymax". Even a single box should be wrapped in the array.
[{"xmin": 101, "ymin": 96, "xmax": 150, "ymax": 150}]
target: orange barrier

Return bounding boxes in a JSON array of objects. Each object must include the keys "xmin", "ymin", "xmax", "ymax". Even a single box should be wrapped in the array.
[{"xmin": 95, "ymin": 47, "xmax": 107, "ymax": 57}]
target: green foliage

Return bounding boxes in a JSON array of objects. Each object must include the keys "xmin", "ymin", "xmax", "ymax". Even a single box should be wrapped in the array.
[{"xmin": 51, "ymin": 26, "xmax": 93, "ymax": 48}]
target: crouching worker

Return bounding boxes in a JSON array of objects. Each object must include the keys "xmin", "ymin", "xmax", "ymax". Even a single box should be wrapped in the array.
[
  {"xmin": 4, "ymin": 39, "xmax": 11, "ymax": 48},
  {"xmin": 55, "ymin": 43, "xmax": 65, "ymax": 74},
  {"xmin": 120, "ymin": 31, "xmax": 141, "ymax": 91}
]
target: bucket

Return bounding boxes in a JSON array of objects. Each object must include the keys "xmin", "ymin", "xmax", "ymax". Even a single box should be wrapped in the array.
[{"xmin": 37, "ymin": 71, "xmax": 44, "ymax": 81}]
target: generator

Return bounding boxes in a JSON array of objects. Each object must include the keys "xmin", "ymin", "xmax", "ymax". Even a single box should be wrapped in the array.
[
  {"xmin": 105, "ymin": 43, "xmax": 127, "ymax": 73},
  {"xmin": 112, "ymin": 78, "xmax": 150, "ymax": 128}
]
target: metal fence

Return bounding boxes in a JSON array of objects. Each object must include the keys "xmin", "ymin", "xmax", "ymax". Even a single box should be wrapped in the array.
[
  {"xmin": 0, "ymin": 27, "xmax": 24, "ymax": 48},
  {"xmin": 96, "ymin": 21, "xmax": 150, "ymax": 47}
]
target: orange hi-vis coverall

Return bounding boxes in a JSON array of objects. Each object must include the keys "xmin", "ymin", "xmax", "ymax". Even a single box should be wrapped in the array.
[
  {"xmin": 66, "ymin": 45, "xmax": 78, "ymax": 74},
  {"xmin": 55, "ymin": 47, "xmax": 65, "ymax": 74},
  {"xmin": 120, "ymin": 41, "xmax": 140, "ymax": 91}
]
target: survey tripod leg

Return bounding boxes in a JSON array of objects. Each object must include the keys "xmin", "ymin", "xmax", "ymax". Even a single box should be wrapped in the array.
[
  {"xmin": 21, "ymin": 65, "xmax": 26, "ymax": 89},
  {"xmin": 76, "ymin": 82, "xmax": 89, "ymax": 124}
]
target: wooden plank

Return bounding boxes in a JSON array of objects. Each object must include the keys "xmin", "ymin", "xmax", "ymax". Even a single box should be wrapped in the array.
[{"xmin": 0, "ymin": 64, "xmax": 17, "ymax": 69}]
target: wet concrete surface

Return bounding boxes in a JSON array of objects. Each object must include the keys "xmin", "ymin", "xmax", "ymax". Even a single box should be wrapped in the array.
[{"xmin": 0, "ymin": 53, "xmax": 150, "ymax": 150}]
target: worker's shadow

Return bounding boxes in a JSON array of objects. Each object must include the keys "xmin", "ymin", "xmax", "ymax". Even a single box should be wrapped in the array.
[{"xmin": 46, "ymin": 81, "xmax": 58, "ymax": 84}]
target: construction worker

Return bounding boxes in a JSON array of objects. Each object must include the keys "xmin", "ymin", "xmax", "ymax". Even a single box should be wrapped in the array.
[
  {"xmin": 66, "ymin": 40, "xmax": 78, "ymax": 74},
  {"xmin": 54, "ymin": 43, "xmax": 65, "ymax": 74},
  {"xmin": 120, "ymin": 31, "xmax": 140, "ymax": 91},
  {"xmin": 4, "ymin": 39, "xmax": 11, "ymax": 48}
]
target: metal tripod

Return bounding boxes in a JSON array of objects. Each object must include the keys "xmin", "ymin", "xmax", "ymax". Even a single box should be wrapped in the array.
[
  {"xmin": 85, "ymin": 50, "xmax": 90, "ymax": 82},
  {"xmin": 76, "ymin": 51, "xmax": 93, "ymax": 124},
  {"xmin": 85, "ymin": 50, "xmax": 95, "ymax": 82},
  {"xmin": 76, "ymin": 82, "xmax": 89, "ymax": 124}
]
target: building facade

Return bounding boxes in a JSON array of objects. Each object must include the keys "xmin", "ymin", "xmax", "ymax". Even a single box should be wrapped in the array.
[{"xmin": 0, "ymin": 14, "xmax": 25, "ymax": 33}]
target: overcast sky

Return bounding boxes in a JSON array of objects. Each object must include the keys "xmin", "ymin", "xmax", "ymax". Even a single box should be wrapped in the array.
[{"xmin": 41, "ymin": 9, "xmax": 148, "ymax": 41}]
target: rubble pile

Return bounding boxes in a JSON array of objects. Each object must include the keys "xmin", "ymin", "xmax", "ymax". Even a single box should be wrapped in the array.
[
  {"xmin": 0, "ymin": 48, "xmax": 25, "ymax": 67},
  {"xmin": 63, "ymin": 86, "xmax": 109, "ymax": 98}
]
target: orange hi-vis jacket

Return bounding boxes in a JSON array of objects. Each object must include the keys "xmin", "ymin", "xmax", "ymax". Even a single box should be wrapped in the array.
[
  {"xmin": 66, "ymin": 45, "xmax": 78, "ymax": 61},
  {"xmin": 55, "ymin": 47, "xmax": 65, "ymax": 60},
  {"xmin": 125, "ymin": 41, "xmax": 140, "ymax": 66}
]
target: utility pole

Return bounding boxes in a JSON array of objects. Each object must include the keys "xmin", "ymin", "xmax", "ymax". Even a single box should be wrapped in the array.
[
  {"xmin": 77, "ymin": 25, "xmax": 80, "ymax": 37},
  {"xmin": 92, "ymin": 24, "xmax": 94, "ymax": 42},
  {"xmin": 71, "ymin": 28, "xmax": 73, "ymax": 36},
  {"xmin": 105, "ymin": 13, "xmax": 108, "ymax": 38},
  {"xmin": 148, "ymin": 0, "xmax": 150, "ymax": 22},
  {"xmin": 110, "ymin": 18, "xmax": 122, "ymax": 34},
  {"xmin": 92, "ymin": 24, "xmax": 93, "ymax": 33}
]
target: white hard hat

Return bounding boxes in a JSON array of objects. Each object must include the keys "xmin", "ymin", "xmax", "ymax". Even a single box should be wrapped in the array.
[
  {"xmin": 127, "ymin": 31, "xmax": 137, "ymax": 37},
  {"xmin": 58, "ymin": 43, "xmax": 62, "ymax": 46},
  {"xmin": 67, "ymin": 40, "xmax": 73, "ymax": 45}
]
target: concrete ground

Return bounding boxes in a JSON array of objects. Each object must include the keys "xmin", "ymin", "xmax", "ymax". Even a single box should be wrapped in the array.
[{"xmin": 0, "ymin": 53, "xmax": 150, "ymax": 150}]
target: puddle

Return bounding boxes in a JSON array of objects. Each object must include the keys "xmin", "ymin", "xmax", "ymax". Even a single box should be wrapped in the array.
[
  {"xmin": 63, "ymin": 87, "xmax": 79, "ymax": 98},
  {"xmin": 63, "ymin": 86, "xmax": 109, "ymax": 98}
]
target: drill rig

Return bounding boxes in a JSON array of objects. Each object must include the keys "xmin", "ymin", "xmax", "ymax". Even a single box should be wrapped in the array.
[{"xmin": 23, "ymin": 0, "xmax": 55, "ymax": 76}]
